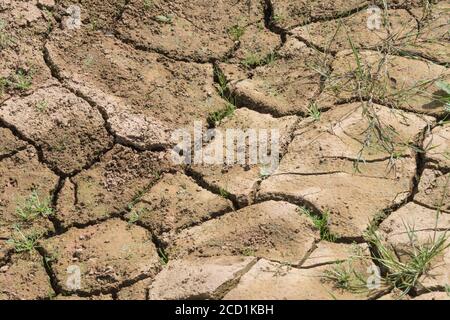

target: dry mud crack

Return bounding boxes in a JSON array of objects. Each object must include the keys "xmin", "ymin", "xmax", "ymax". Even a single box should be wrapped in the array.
[{"xmin": 0, "ymin": 0, "xmax": 449, "ymax": 300}]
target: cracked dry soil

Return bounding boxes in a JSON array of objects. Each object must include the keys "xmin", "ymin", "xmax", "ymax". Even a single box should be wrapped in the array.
[{"xmin": 0, "ymin": 0, "xmax": 449, "ymax": 300}]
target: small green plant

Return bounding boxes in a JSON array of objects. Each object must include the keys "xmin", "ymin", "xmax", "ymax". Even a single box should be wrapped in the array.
[
  {"xmin": 365, "ymin": 224, "xmax": 449, "ymax": 296},
  {"xmin": 218, "ymin": 187, "xmax": 230, "ymax": 199},
  {"xmin": 0, "ymin": 77, "xmax": 7, "ymax": 97},
  {"xmin": 324, "ymin": 221, "xmax": 449, "ymax": 298},
  {"xmin": 35, "ymin": 100, "xmax": 48, "ymax": 113},
  {"xmin": 241, "ymin": 247, "xmax": 255, "ymax": 256},
  {"xmin": 213, "ymin": 65, "xmax": 238, "ymax": 112},
  {"xmin": 368, "ymin": 211, "xmax": 388, "ymax": 231},
  {"xmin": 128, "ymin": 211, "xmax": 141, "ymax": 224},
  {"xmin": 128, "ymin": 208, "xmax": 148, "ymax": 224},
  {"xmin": 158, "ymin": 248, "xmax": 169, "ymax": 265},
  {"xmin": 297, "ymin": 207, "xmax": 336, "ymax": 242},
  {"xmin": 155, "ymin": 14, "xmax": 173, "ymax": 24},
  {"xmin": 143, "ymin": 0, "xmax": 153, "ymax": 10},
  {"xmin": 7, "ymin": 227, "xmax": 42, "ymax": 253},
  {"xmin": 16, "ymin": 190, "xmax": 54, "ymax": 222},
  {"xmin": 13, "ymin": 69, "xmax": 33, "ymax": 90},
  {"xmin": 88, "ymin": 19, "xmax": 99, "ymax": 31},
  {"xmin": 83, "ymin": 55, "xmax": 95, "ymax": 67},
  {"xmin": 227, "ymin": 25, "xmax": 245, "ymax": 41},
  {"xmin": 446, "ymin": 284, "xmax": 450, "ymax": 297},
  {"xmin": 42, "ymin": 8, "xmax": 54, "ymax": 32},
  {"xmin": 445, "ymin": 284, "xmax": 450, "ymax": 297},
  {"xmin": 6, "ymin": 69, "xmax": 33, "ymax": 91},
  {"xmin": 265, "ymin": 51, "xmax": 276, "ymax": 65},
  {"xmin": 128, "ymin": 186, "xmax": 151, "ymax": 210},
  {"xmin": 307, "ymin": 102, "xmax": 321, "ymax": 121},
  {"xmin": 435, "ymin": 81, "xmax": 450, "ymax": 113},
  {"xmin": 272, "ymin": 14, "xmax": 285, "ymax": 24},
  {"xmin": 0, "ymin": 19, "xmax": 13, "ymax": 49},
  {"xmin": 214, "ymin": 66, "xmax": 228, "ymax": 98},
  {"xmin": 53, "ymin": 142, "xmax": 67, "ymax": 152},
  {"xmin": 323, "ymin": 261, "xmax": 369, "ymax": 294},
  {"xmin": 242, "ymin": 51, "xmax": 276, "ymax": 68},
  {"xmin": 207, "ymin": 103, "xmax": 236, "ymax": 127},
  {"xmin": 242, "ymin": 53, "xmax": 261, "ymax": 68}
]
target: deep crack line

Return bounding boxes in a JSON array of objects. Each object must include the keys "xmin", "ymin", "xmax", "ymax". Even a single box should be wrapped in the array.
[{"xmin": 0, "ymin": 117, "xmax": 63, "ymax": 176}]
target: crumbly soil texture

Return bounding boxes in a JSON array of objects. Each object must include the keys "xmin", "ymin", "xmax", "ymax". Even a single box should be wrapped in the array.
[{"xmin": 0, "ymin": 0, "xmax": 449, "ymax": 300}]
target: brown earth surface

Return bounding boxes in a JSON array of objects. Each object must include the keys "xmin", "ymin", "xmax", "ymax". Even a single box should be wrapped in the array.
[{"xmin": 0, "ymin": 0, "xmax": 449, "ymax": 300}]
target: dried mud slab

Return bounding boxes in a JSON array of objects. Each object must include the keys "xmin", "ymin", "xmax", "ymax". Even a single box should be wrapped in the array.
[
  {"xmin": 0, "ymin": 127, "xmax": 27, "ymax": 159},
  {"xmin": 1, "ymin": 85, "xmax": 113, "ymax": 175},
  {"xmin": 291, "ymin": 9, "xmax": 417, "ymax": 53},
  {"xmin": 423, "ymin": 124, "xmax": 450, "ymax": 170},
  {"xmin": 0, "ymin": 252, "xmax": 53, "ymax": 300},
  {"xmin": 231, "ymin": 22, "xmax": 281, "ymax": 65},
  {"xmin": 56, "ymin": 145, "xmax": 168, "ymax": 228},
  {"xmin": 414, "ymin": 169, "xmax": 449, "ymax": 213},
  {"xmin": 319, "ymin": 50, "xmax": 449, "ymax": 116},
  {"xmin": 148, "ymin": 256, "xmax": 257, "ymax": 299},
  {"xmin": 223, "ymin": 255, "xmax": 372, "ymax": 300},
  {"xmin": 56, "ymin": 0, "xmax": 127, "ymax": 30},
  {"xmin": 379, "ymin": 202, "xmax": 450, "ymax": 292},
  {"xmin": 228, "ymin": 39, "xmax": 322, "ymax": 116},
  {"xmin": 115, "ymin": 277, "xmax": 152, "ymax": 300},
  {"xmin": 0, "ymin": 0, "xmax": 51, "ymax": 44},
  {"xmin": 258, "ymin": 102, "xmax": 433, "ymax": 238},
  {"xmin": 190, "ymin": 165, "xmax": 260, "ymax": 208},
  {"xmin": 45, "ymin": 30, "xmax": 226, "ymax": 148},
  {"xmin": 0, "ymin": 147, "xmax": 58, "ymax": 255},
  {"xmin": 163, "ymin": 201, "xmax": 319, "ymax": 265},
  {"xmin": 189, "ymin": 107, "xmax": 297, "ymax": 207},
  {"xmin": 379, "ymin": 202, "xmax": 450, "ymax": 247},
  {"xmin": 270, "ymin": 0, "xmax": 370, "ymax": 30},
  {"xmin": 0, "ymin": 1, "xmax": 54, "ymax": 101},
  {"xmin": 117, "ymin": 0, "xmax": 264, "ymax": 61},
  {"xmin": 125, "ymin": 172, "xmax": 233, "ymax": 236},
  {"xmin": 41, "ymin": 219, "xmax": 161, "ymax": 294},
  {"xmin": 407, "ymin": 2, "xmax": 450, "ymax": 64},
  {"xmin": 0, "ymin": 45, "xmax": 51, "ymax": 102}
]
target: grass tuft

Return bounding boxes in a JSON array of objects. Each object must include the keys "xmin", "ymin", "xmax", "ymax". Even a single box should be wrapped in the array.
[
  {"xmin": 227, "ymin": 25, "xmax": 245, "ymax": 41},
  {"xmin": 209, "ymin": 66, "xmax": 237, "ymax": 127},
  {"xmin": 214, "ymin": 66, "xmax": 228, "ymax": 99},
  {"xmin": 364, "ymin": 223, "xmax": 449, "ymax": 297},
  {"xmin": 7, "ymin": 226, "xmax": 42, "ymax": 253},
  {"xmin": 35, "ymin": 100, "xmax": 48, "ymax": 113},
  {"xmin": 207, "ymin": 102, "xmax": 236, "ymax": 127},
  {"xmin": 16, "ymin": 190, "xmax": 54, "ymax": 222},
  {"xmin": 158, "ymin": 248, "xmax": 169, "ymax": 265},
  {"xmin": 242, "ymin": 51, "xmax": 276, "ymax": 68},
  {"xmin": 143, "ymin": 0, "xmax": 153, "ymax": 10},
  {"xmin": 128, "ymin": 208, "xmax": 148, "ymax": 224},
  {"xmin": 218, "ymin": 187, "xmax": 230, "ymax": 199},
  {"xmin": 2, "ymin": 69, "xmax": 34, "ymax": 92},
  {"xmin": 435, "ymin": 81, "xmax": 450, "ymax": 113},
  {"xmin": 307, "ymin": 102, "xmax": 321, "ymax": 121},
  {"xmin": 0, "ymin": 19, "xmax": 14, "ymax": 50},
  {"xmin": 297, "ymin": 207, "xmax": 336, "ymax": 242},
  {"xmin": 323, "ymin": 260, "xmax": 369, "ymax": 294},
  {"xmin": 324, "ymin": 217, "xmax": 449, "ymax": 298}
]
